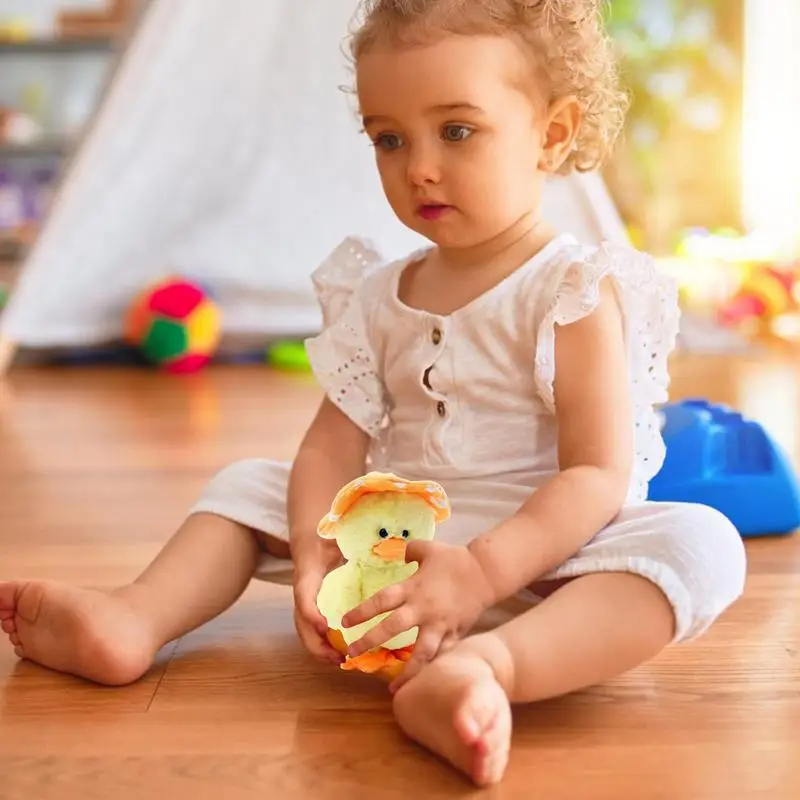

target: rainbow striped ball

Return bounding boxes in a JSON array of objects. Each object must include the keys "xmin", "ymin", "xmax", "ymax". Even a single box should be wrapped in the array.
[{"xmin": 125, "ymin": 277, "xmax": 221, "ymax": 374}]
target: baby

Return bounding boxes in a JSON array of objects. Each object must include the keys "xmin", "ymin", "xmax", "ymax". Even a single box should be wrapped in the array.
[{"xmin": 0, "ymin": 0, "xmax": 747, "ymax": 787}]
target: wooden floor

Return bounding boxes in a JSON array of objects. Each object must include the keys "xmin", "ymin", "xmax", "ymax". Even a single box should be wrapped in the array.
[{"xmin": 0, "ymin": 356, "xmax": 798, "ymax": 799}]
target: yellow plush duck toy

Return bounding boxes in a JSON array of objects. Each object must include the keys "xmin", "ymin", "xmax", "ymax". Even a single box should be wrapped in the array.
[{"xmin": 316, "ymin": 472, "xmax": 451, "ymax": 681}]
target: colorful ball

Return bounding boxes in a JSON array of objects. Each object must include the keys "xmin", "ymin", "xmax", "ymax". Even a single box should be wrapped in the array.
[{"xmin": 124, "ymin": 277, "xmax": 221, "ymax": 374}]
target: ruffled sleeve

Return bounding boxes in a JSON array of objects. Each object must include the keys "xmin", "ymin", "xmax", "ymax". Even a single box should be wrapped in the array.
[
  {"xmin": 304, "ymin": 237, "xmax": 388, "ymax": 437},
  {"xmin": 533, "ymin": 242, "xmax": 680, "ymax": 491}
]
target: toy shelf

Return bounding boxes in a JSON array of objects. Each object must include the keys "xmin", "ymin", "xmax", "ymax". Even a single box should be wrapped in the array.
[
  {"xmin": 0, "ymin": 138, "xmax": 69, "ymax": 158},
  {"xmin": 0, "ymin": 239, "xmax": 27, "ymax": 261},
  {"xmin": 0, "ymin": 38, "xmax": 114, "ymax": 54},
  {"xmin": 0, "ymin": 26, "xmax": 123, "ymax": 271}
]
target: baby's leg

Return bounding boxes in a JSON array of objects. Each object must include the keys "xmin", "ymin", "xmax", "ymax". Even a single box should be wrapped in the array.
[
  {"xmin": 393, "ymin": 502, "xmax": 747, "ymax": 787},
  {"xmin": 0, "ymin": 460, "xmax": 292, "ymax": 686}
]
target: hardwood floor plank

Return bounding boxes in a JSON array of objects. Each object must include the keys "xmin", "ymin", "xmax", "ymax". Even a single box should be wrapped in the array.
[{"xmin": 0, "ymin": 645, "xmax": 175, "ymax": 715}]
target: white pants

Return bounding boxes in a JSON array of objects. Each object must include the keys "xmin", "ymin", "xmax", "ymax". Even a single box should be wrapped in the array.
[{"xmin": 189, "ymin": 459, "xmax": 747, "ymax": 643}]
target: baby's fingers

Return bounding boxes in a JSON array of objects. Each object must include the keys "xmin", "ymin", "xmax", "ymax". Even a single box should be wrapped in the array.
[
  {"xmin": 293, "ymin": 570, "xmax": 328, "ymax": 636},
  {"xmin": 342, "ymin": 583, "xmax": 406, "ymax": 630},
  {"xmin": 390, "ymin": 626, "xmax": 444, "ymax": 693},
  {"xmin": 346, "ymin": 606, "xmax": 417, "ymax": 658},
  {"xmin": 294, "ymin": 608, "xmax": 343, "ymax": 665}
]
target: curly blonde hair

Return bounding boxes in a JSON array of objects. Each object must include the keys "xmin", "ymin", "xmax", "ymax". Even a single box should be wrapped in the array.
[{"xmin": 348, "ymin": 0, "xmax": 628, "ymax": 173}]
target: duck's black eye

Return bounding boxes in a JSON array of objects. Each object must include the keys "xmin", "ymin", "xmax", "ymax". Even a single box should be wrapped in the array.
[
  {"xmin": 402, "ymin": 530, "xmax": 410, "ymax": 539},
  {"xmin": 378, "ymin": 528, "xmax": 390, "ymax": 539}
]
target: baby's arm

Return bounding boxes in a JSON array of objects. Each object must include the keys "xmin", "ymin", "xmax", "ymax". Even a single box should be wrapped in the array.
[
  {"xmin": 287, "ymin": 397, "xmax": 371, "ymax": 561},
  {"xmin": 288, "ymin": 397, "xmax": 372, "ymax": 659},
  {"xmin": 469, "ymin": 278, "xmax": 633, "ymax": 602}
]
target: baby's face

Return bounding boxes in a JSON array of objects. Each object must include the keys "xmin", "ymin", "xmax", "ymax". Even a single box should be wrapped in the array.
[{"xmin": 356, "ymin": 34, "xmax": 549, "ymax": 249}]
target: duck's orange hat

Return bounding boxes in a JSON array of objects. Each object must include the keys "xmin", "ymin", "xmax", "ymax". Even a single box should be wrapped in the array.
[{"xmin": 317, "ymin": 471, "xmax": 450, "ymax": 538}]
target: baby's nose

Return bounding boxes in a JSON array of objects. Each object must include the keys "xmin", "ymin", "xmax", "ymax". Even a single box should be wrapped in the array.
[{"xmin": 406, "ymin": 145, "xmax": 441, "ymax": 186}]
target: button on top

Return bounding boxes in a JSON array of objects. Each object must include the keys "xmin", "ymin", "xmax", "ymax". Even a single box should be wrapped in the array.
[{"xmin": 432, "ymin": 328, "xmax": 442, "ymax": 345}]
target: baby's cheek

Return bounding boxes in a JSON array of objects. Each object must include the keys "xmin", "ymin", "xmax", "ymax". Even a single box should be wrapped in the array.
[{"xmin": 377, "ymin": 166, "xmax": 409, "ymax": 206}]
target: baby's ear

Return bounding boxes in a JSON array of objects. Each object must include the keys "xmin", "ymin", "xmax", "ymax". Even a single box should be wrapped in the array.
[{"xmin": 540, "ymin": 94, "xmax": 581, "ymax": 173}]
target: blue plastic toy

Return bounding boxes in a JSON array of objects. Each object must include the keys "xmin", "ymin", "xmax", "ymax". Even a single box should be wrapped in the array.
[{"xmin": 648, "ymin": 399, "xmax": 800, "ymax": 537}]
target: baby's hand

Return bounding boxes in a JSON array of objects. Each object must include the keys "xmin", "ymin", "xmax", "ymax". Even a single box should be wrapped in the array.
[
  {"xmin": 341, "ymin": 542, "xmax": 496, "ymax": 691},
  {"xmin": 292, "ymin": 540, "xmax": 345, "ymax": 666}
]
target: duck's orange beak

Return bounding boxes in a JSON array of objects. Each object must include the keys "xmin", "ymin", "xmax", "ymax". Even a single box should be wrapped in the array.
[{"xmin": 371, "ymin": 537, "xmax": 407, "ymax": 561}]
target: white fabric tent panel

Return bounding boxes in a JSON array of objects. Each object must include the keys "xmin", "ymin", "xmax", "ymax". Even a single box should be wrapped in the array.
[{"xmin": 1, "ymin": 0, "xmax": 628, "ymax": 348}]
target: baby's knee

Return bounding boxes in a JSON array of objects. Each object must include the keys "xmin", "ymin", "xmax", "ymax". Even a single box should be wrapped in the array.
[
  {"xmin": 190, "ymin": 457, "xmax": 292, "ymax": 544},
  {"xmin": 204, "ymin": 458, "xmax": 274, "ymax": 491},
  {"xmin": 648, "ymin": 503, "xmax": 747, "ymax": 641}
]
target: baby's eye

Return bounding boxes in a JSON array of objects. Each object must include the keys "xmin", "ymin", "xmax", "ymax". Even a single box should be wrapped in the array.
[
  {"xmin": 442, "ymin": 124, "xmax": 473, "ymax": 143},
  {"xmin": 402, "ymin": 530, "xmax": 410, "ymax": 539},
  {"xmin": 373, "ymin": 132, "xmax": 403, "ymax": 151},
  {"xmin": 378, "ymin": 528, "xmax": 390, "ymax": 539}
]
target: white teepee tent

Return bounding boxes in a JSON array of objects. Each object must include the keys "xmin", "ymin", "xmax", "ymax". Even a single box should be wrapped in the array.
[{"xmin": 0, "ymin": 0, "xmax": 629, "ymax": 375}]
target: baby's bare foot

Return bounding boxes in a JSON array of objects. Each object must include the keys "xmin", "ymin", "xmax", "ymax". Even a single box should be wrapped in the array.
[
  {"xmin": 0, "ymin": 581, "xmax": 159, "ymax": 685},
  {"xmin": 392, "ymin": 646, "xmax": 512, "ymax": 787}
]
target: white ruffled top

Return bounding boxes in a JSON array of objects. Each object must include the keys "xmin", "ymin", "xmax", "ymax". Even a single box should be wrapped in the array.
[{"xmin": 305, "ymin": 233, "xmax": 680, "ymax": 503}]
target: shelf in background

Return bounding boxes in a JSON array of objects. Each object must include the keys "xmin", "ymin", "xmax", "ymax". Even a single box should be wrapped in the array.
[
  {"xmin": 0, "ymin": 37, "xmax": 115, "ymax": 54},
  {"xmin": 0, "ymin": 258, "xmax": 19, "ymax": 286},
  {"xmin": 0, "ymin": 139, "xmax": 70, "ymax": 158},
  {"xmin": 0, "ymin": 239, "xmax": 29, "ymax": 265}
]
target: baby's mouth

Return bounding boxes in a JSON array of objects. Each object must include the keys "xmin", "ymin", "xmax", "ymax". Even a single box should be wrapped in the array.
[{"xmin": 417, "ymin": 203, "xmax": 454, "ymax": 221}]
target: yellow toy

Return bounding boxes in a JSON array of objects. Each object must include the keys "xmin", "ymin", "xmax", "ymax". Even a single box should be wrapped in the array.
[{"xmin": 316, "ymin": 472, "xmax": 450, "ymax": 681}]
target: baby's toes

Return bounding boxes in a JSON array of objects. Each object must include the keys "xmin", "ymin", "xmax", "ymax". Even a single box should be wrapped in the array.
[
  {"xmin": 473, "ymin": 715, "xmax": 511, "ymax": 786},
  {"xmin": 2, "ymin": 617, "xmax": 17, "ymax": 635},
  {"xmin": 454, "ymin": 681, "xmax": 504, "ymax": 745},
  {"xmin": 453, "ymin": 677, "xmax": 512, "ymax": 787},
  {"xmin": 0, "ymin": 583, "xmax": 20, "ymax": 613}
]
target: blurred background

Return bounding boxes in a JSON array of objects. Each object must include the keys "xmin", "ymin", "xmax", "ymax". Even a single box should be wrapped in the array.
[
  {"xmin": 605, "ymin": 0, "xmax": 744, "ymax": 253},
  {"xmin": 0, "ymin": 1, "xmax": 134, "ymax": 266},
  {"xmin": 0, "ymin": 0, "xmax": 798, "ymax": 366}
]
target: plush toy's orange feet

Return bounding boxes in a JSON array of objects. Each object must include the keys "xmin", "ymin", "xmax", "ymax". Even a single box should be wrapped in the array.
[
  {"xmin": 340, "ymin": 646, "xmax": 413, "ymax": 677},
  {"xmin": 327, "ymin": 628, "xmax": 413, "ymax": 682}
]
